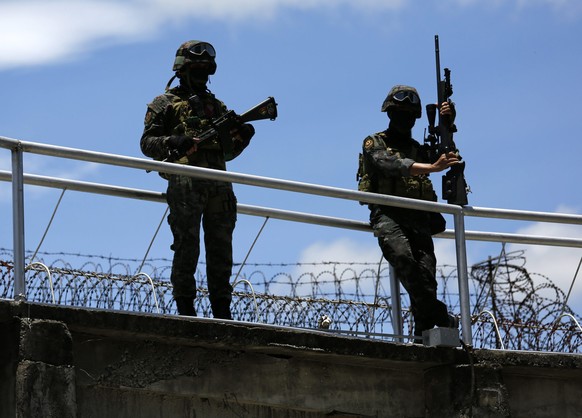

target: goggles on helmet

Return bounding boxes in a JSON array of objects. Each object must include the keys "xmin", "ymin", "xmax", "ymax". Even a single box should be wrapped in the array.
[
  {"xmin": 392, "ymin": 90, "xmax": 420, "ymax": 104},
  {"xmin": 186, "ymin": 42, "xmax": 216, "ymax": 58}
]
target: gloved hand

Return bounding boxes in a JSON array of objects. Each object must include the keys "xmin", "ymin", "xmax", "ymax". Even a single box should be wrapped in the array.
[
  {"xmin": 237, "ymin": 123, "xmax": 255, "ymax": 142},
  {"xmin": 166, "ymin": 135, "xmax": 194, "ymax": 155},
  {"xmin": 230, "ymin": 123, "xmax": 255, "ymax": 143}
]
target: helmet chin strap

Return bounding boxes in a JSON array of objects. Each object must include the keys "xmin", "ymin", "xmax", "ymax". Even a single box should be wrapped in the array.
[{"xmin": 165, "ymin": 74, "xmax": 178, "ymax": 92}]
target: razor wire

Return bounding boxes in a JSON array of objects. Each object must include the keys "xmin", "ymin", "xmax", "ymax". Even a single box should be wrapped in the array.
[{"xmin": 0, "ymin": 248, "xmax": 580, "ymax": 353}]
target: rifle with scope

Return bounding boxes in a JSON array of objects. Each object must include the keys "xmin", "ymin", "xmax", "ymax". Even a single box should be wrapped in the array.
[
  {"xmin": 166, "ymin": 96, "xmax": 278, "ymax": 164},
  {"xmin": 424, "ymin": 35, "xmax": 469, "ymax": 206}
]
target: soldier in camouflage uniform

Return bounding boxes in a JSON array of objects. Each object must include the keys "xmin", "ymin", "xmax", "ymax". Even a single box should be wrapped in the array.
[
  {"xmin": 140, "ymin": 40, "xmax": 255, "ymax": 319},
  {"xmin": 358, "ymin": 85, "xmax": 459, "ymax": 337}
]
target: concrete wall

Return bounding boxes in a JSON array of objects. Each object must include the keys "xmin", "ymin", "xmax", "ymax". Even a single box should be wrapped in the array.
[{"xmin": 1, "ymin": 299, "xmax": 582, "ymax": 417}]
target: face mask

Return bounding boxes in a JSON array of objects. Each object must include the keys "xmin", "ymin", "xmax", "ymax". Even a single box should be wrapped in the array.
[
  {"xmin": 180, "ymin": 66, "xmax": 210, "ymax": 90},
  {"xmin": 389, "ymin": 110, "xmax": 416, "ymax": 132}
]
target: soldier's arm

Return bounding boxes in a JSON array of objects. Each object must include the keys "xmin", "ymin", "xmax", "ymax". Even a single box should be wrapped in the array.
[
  {"xmin": 410, "ymin": 152, "xmax": 459, "ymax": 176},
  {"xmin": 140, "ymin": 96, "xmax": 174, "ymax": 161},
  {"xmin": 363, "ymin": 136, "xmax": 414, "ymax": 178}
]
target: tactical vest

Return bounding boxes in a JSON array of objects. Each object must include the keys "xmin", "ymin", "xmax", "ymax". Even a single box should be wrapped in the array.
[
  {"xmin": 147, "ymin": 89, "xmax": 227, "ymax": 179},
  {"xmin": 357, "ymin": 132, "xmax": 437, "ymax": 202},
  {"xmin": 169, "ymin": 92, "xmax": 225, "ymax": 164}
]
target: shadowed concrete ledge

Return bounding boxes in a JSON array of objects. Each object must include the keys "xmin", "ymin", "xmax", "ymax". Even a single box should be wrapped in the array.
[{"xmin": 1, "ymin": 299, "xmax": 581, "ymax": 417}]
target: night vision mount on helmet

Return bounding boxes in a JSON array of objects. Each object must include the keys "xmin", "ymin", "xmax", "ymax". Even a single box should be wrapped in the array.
[{"xmin": 381, "ymin": 85, "xmax": 422, "ymax": 119}]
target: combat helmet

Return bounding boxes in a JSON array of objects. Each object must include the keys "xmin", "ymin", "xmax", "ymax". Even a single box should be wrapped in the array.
[
  {"xmin": 381, "ymin": 85, "xmax": 422, "ymax": 119},
  {"xmin": 172, "ymin": 40, "xmax": 217, "ymax": 75}
]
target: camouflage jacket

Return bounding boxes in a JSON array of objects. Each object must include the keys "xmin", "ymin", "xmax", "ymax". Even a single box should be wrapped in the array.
[
  {"xmin": 140, "ymin": 85, "xmax": 249, "ymax": 172},
  {"xmin": 358, "ymin": 130, "xmax": 437, "ymax": 202}
]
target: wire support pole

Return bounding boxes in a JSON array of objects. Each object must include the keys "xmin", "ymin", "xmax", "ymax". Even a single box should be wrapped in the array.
[
  {"xmin": 557, "ymin": 313, "xmax": 582, "ymax": 333},
  {"xmin": 136, "ymin": 207, "xmax": 170, "ymax": 275},
  {"xmin": 11, "ymin": 144, "xmax": 26, "ymax": 301},
  {"xmin": 132, "ymin": 272, "xmax": 160, "ymax": 314},
  {"xmin": 231, "ymin": 217, "xmax": 270, "ymax": 323},
  {"xmin": 388, "ymin": 263, "xmax": 403, "ymax": 342},
  {"xmin": 30, "ymin": 188, "xmax": 67, "ymax": 264},
  {"xmin": 232, "ymin": 216, "xmax": 270, "ymax": 285},
  {"xmin": 562, "ymin": 256, "xmax": 582, "ymax": 315},
  {"xmin": 454, "ymin": 210, "xmax": 472, "ymax": 345},
  {"xmin": 474, "ymin": 310, "xmax": 505, "ymax": 350},
  {"xmin": 25, "ymin": 262, "xmax": 55, "ymax": 304}
]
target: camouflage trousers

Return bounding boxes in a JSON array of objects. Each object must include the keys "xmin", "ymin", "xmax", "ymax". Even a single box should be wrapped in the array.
[
  {"xmin": 370, "ymin": 206, "xmax": 449, "ymax": 336},
  {"xmin": 166, "ymin": 175, "xmax": 236, "ymax": 317}
]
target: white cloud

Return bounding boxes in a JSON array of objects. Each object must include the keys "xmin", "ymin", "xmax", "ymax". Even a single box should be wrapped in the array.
[
  {"xmin": 0, "ymin": 1, "xmax": 153, "ymax": 69},
  {"xmin": 0, "ymin": 0, "xmax": 405, "ymax": 70},
  {"xmin": 507, "ymin": 206, "xmax": 582, "ymax": 306},
  {"xmin": 454, "ymin": 0, "xmax": 581, "ymax": 8},
  {"xmin": 5, "ymin": 0, "xmax": 579, "ymax": 70},
  {"xmin": 516, "ymin": 0, "xmax": 582, "ymax": 13}
]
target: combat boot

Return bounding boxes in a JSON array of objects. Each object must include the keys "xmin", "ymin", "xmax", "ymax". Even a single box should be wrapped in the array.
[
  {"xmin": 211, "ymin": 303, "xmax": 232, "ymax": 320},
  {"xmin": 435, "ymin": 312, "xmax": 459, "ymax": 329},
  {"xmin": 446, "ymin": 313, "xmax": 459, "ymax": 329},
  {"xmin": 175, "ymin": 297, "xmax": 196, "ymax": 316}
]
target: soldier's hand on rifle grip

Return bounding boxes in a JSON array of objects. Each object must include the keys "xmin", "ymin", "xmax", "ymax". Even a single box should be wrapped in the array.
[
  {"xmin": 231, "ymin": 123, "xmax": 255, "ymax": 143},
  {"xmin": 165, "ymin": 135, "xmax": 200, "ymax": 162},
  {"xmin": 166, "ymin": 135, "xmax": 194, "ymax": 154},
  {"xmin": 439, "ymin": 101, "xmax": 456, "ymax": 127},
  {"xmin": 432, "ymin": 151, "xmax": 459, "ymax": 172}
]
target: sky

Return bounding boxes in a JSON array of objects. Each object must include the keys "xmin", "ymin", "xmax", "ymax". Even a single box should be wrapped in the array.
[{"xmin": 1, "ymin": 0, "xmax": 581, "ymax": 315}]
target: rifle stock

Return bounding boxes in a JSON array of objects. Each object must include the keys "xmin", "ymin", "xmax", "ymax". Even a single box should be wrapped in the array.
[{"xmin": 240, "ymin": 96, "xmax": 278, "ymax": 123}]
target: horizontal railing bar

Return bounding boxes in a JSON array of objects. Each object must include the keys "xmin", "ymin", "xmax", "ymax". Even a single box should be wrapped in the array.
[
  {"xmin": 437, "ymin": 230, "xmax": 582, "ymax": 248},
  {"xmin": 0, "ymin": 136, "xmax": 459, "ymax": 215},
  {"xmin": 1, "ymin": 170, "xmax": 581, "ymax": 248},
  {"xmin": 464, "ymin": 206, "xmax": 582, "ymax": 225},
  {"xmin": 0, "ymin": 171, "xmax": 162, "ymax": 202},
  {"xmin": 3, "ymin": 137, "xmax": 581, "ymax": 226}
]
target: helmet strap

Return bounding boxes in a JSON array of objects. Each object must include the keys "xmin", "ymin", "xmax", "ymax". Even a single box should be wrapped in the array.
[{"xmin": 165, "ymin": 74, "xmax": 178, "ymax": 92}]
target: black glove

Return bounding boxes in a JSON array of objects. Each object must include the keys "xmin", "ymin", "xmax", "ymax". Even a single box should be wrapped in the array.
[
  {"xmin": 166, "ymin": 135, "xmax": 194, "ymax": 155},
  {"xmin": 237, "ymin": 123, "xmax": 255, "ymax": 142}
]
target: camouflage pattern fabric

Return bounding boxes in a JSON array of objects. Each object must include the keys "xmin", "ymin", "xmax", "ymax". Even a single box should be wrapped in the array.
[
  {"xmin": 141, "ymin": 85, "xmax": 251, "ymax": 319},
  {"xmin": 166, "ymin": 176, "xmax": 236, "ymax": 318}
]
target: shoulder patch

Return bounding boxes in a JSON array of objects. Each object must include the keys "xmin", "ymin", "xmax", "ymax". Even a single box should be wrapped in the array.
[
  {"xmin": 148, "ymin": 94, "xmax": 174, "ymax": 114},
  {"xmin": 364, "ymin": 138, "xmax": 374, "ymax": 150},
  {"xmin": 144, "ymin": 108, "xmax": 155, "ymax": 125}
]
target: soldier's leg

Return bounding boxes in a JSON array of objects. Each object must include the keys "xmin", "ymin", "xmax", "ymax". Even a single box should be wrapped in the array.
[
  {"xmin": 410, "ymin": 232, "xmax": 451, "ymax": 329},
  {"xmin": 166, "ymin": 175, "xmax": 206, "ymax": 316},
  {"xmin": 371, "ymin": 209, "xmax": 445, "ymax": 335},
  {"xmin": 203, "ymin": 186, "xmax": 236, "ymax": 319}
]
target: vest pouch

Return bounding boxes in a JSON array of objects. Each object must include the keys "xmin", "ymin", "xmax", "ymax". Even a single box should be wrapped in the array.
[{"xmin": 429, "ymin": 212, "xmax": 446, "ymax": 235}]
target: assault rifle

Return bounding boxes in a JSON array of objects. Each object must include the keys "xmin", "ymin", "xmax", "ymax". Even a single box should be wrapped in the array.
[
  {"xmin": 166, "ymin": 96, "xmax": 278, "ymax": 163},
  {"xmin": 424, "ymin": 35, "xmax": 469, "ymax": 206}
]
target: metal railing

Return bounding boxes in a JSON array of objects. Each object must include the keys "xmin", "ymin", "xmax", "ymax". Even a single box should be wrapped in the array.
[{"xmin": 2, "ymin": 135, "xmax": 582, "ymax": 345}]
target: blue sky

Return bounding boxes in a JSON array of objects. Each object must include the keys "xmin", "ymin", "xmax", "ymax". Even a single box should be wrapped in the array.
[{"xmin": 1, "ymin": 0, "xmax": 581, "ymax": 312}]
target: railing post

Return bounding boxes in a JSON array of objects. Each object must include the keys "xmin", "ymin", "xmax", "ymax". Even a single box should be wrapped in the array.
[
  {"xmin": 453, "ymin": 210, "xmax": 472, "ymax": 344},
  {"xmin": 11, "ymin": 144, "xmax": 26, "ymax": 300},
  {"xmin": 389, "ymin": 264, "xmax": 404, "ymax": 341}
]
